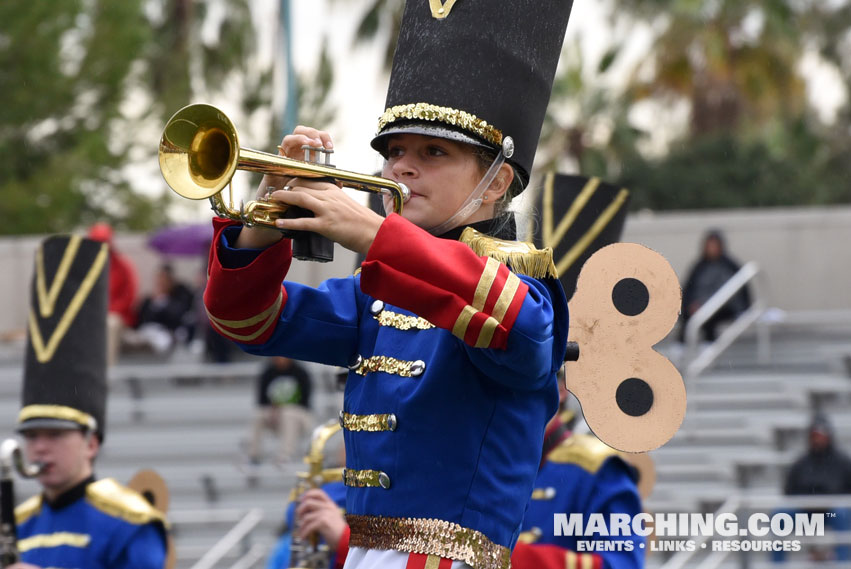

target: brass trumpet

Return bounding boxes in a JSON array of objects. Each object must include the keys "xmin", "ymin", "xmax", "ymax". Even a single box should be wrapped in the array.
[{"xmin": 158, "ymin": 103, "xmax": 409, "ymax": 228}]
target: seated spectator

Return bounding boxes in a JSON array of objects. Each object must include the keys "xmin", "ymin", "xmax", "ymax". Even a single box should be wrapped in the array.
[
  {"xmin": 247, "ymin": 356, "xmax": 314, "ymax": 466},
  {"xmin": 679, "ymin": 229, "xmax": 751, "ymax": 343},
  {"xmin": 774, "ymin": 413, "xmax": 851, "ymax": 562},
  {"xmin": 130, "ymin": 264, "xmax": 195, "ymax": 354}
]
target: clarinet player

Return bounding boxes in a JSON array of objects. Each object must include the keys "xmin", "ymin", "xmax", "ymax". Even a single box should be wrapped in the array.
[{"xmin": 4, "ymin": 235, "xmax": 167, "ymax": 569}]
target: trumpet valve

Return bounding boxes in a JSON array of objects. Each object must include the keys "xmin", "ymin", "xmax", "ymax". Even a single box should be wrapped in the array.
[{"xmin": 300, "ymin": 145, "xmax": 335, "ymax": 167}]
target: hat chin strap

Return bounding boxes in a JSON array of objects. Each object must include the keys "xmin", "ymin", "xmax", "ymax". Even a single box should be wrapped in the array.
[{"xmin": 426, "ymin": 150, "xmax": 506, "ymax": 236}]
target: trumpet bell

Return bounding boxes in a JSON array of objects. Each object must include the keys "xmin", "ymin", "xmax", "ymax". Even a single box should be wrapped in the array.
[
  {"xmin": 159, "ymin": 103, "xmax": 240, "ymax": 200},
  {"xmin": 158, "ymin": 103, "xmax": 408, "ymax": 231}
]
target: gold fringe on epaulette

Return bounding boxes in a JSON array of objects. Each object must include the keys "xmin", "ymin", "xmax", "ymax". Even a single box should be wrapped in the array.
[{"xmin": 459, "ymin": 227, "xmax": 557, "ymax": 279}]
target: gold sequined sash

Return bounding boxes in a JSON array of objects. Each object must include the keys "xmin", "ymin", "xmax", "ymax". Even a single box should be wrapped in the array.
[{"xmin": 346, "ymin": 514, "xmax": 510, "ymax": 569}]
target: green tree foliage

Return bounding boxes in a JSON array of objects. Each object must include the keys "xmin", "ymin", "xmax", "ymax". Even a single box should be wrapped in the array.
[
  {"xmin": 564, "ymin": 0, "xmax": 851, "ymax": 211},
  {"xmin": 0, "ymin": 0, "xmax": 273, "ymax": 235},
  {"xmin": 620, "ymin": 123, "xmax": 851, "ymax": 210},
  {"xmin": 350, "ymin": 0, "xmax": 851, "ymax": 210}
]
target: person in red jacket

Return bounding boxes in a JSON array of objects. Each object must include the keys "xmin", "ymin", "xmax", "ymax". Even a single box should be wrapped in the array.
[{"xmin": 88, "ymin": 223, "xmax": 138, "ymax": 366}]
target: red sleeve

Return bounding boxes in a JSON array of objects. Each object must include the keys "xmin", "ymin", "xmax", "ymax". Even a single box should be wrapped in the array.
[
  {"xmin": 333, "ymin": 524, "xmax": 350, "ymax": 569},
  {"xmin": 203, "ymin": 218, "xmax": 293, "ymax": 345},
  {"xmin": 511, "ymin": 542, "xmax": 603, "ymax": 569},
  {"xmin": 360, "ymin": 214, "xmax": 528, "ymax": 350}
]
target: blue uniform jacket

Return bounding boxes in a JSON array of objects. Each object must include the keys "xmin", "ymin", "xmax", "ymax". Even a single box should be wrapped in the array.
[
  {"xmin": 205, "ymin": 215, "xmax": 569, "ymax": 569},
  {"xmin": 15, "ymin": 477, "xmax": 167, "ymax": 569},
  {"xmin": 515, "ymin": 434, "xmax": 645, "ymax": 569}
]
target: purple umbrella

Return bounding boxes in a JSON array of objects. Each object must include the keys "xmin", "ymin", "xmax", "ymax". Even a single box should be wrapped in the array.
[{"xmin": 147, "ymin": 222, "xmax": 214, "ymax": 256}]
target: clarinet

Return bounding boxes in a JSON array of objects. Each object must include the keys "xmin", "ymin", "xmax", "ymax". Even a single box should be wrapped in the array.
[{"xmin": 1, "ymin": 439, "xmax": 44, "ymax": 568}]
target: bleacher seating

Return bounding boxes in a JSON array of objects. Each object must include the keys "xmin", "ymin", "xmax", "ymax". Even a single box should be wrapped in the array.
[
  {"xmin": 645, "ymin": 325, "xmax": 851, "ymax": 567},
  {"xmin": 2, "ymin": 320, "xmax": 850, "ymax": 569}
]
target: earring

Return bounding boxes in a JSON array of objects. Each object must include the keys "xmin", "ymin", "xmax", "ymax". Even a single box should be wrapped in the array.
[{"xmin": 483, "ymin": 195, "xmax": 489, "ymax": 201}]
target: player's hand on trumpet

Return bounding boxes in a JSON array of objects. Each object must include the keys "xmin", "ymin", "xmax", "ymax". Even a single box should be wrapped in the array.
[
  {"xmin": 236, "ymin": 126, "xmax": 377, "ymax": 251},
  {"xmin": 267, "ymin": 176, "xmax": 384, "ymax": 255}
]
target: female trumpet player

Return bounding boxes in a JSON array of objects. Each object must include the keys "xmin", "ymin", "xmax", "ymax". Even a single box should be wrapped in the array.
[{"xmin": 204, "ymin": 2, "xmax": 573, "ymax": 568}]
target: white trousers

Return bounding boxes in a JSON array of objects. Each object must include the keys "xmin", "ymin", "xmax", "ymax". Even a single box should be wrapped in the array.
[{"xmin": 343, "ymin": 547, "xmax": 472, "ymax": 569}]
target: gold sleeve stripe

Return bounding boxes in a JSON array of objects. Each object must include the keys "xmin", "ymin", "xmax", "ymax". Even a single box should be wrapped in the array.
[
  {"xmin": 580, "ymin": 553, "xmax": 595, "ymax": 569},
  {"xmin": 474, "ymin": 316, "xmax": 500, "ymax": 348},
  {"xmin": 546, "ymin": 177, "xmax": 601, "ymax": 250},
  {"xmin": 555, "ymin": 188, "xmax": 629, "ymax": 276},
  {"xmin": 454, "ymin": 266, "xmax": 523, "ymax": 346},
  {"xmin": 424, "ymin": 554, "xmax": 445, "ymax": 569},
  {"xmin": 566, "ymin": 550, "xmax": 577, "ymax": 569},
  {"xmin": 473, "ymin": 257, "xmax": 500, "ymax": 310},
  {"xmin": 491, "ymin": 272, "xmax": 521, "ymax": 324},
  {"xmin": 207, "ymin": 292, "xmax": 283, "ymax": 342},
  {"xmin": 207, "ymin": 291, "xmax": 283, "ymax": 328},
  {"xmin": 451, "ymin": 305, "xmax": 477, "ymax": 340},
  {"xmin": 18, "ymin": 532, "xmax": 91, "ymax": 552},
  {"xmin": 18, "ymin": 405, "xmax": 96, "ymax": 430}
]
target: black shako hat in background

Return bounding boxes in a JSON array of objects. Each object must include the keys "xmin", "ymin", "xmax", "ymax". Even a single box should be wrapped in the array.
[
  {"xmin": 533, "ymin": 173, "xmax": 631, "ymax": 300},
  {"xmin": 370, "ymin": 0, "xmax": 574, "ymax": 187},
  {"xmin": 18, "ymin": 235, "xmax": 110, "ymax": 440}
]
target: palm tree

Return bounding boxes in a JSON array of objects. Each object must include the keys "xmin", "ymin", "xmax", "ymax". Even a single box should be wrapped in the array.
[{"xmin": 610, "ymin": 0, "xmax": 808, "ymax": 136}]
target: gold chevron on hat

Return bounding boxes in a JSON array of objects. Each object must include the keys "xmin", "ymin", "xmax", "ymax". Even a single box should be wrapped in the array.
[{"xmin": 28, "ymin": 235, "xmax": 108, "ymax": 363}]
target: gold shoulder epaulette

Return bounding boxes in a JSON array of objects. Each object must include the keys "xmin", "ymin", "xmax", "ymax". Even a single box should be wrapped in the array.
[
  {"xmin": 86, "ymin": 478, "xmax": 168, "ymax": 528},
  {"xmin": 14, "ymin": 495, "xmax": 42, "ymax": 525},
  {"xmin": 547, "ymin": 433, "xmax": 622, "ymax": 474},
  {"xmin": 459, "ymin": 227, "xmax": 557, "ymax": 279}
]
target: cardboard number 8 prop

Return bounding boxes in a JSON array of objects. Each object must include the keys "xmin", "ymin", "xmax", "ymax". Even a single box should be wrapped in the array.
[{"xmin": 566, "ymin": 243, "xmax": 686, "ymax": 452}]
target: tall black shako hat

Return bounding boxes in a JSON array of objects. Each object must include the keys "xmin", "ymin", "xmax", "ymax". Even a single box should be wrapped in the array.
[
  {"xmin": 18, "ymin": 235, "xmax": 109, "ymax": 439},
  {"xmin": 370, "ymin": 0, "xmax": 574, "ymax": 187},
  {"xmin": 533, "ymin": 173, "xmax": 631, "ymax": 300}
]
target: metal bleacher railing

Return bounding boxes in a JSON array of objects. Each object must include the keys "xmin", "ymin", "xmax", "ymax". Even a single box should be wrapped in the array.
[
  {"xmin": 682, "ymin": 261, "xmax": 769, "ymax": 382},
  {"xmin": 681, "ymin": 259, "xmax": 851, "ymax": 383},
  {"xmin": 183, "ymin": 507, "xmax": 266, "ymax": 569}
]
